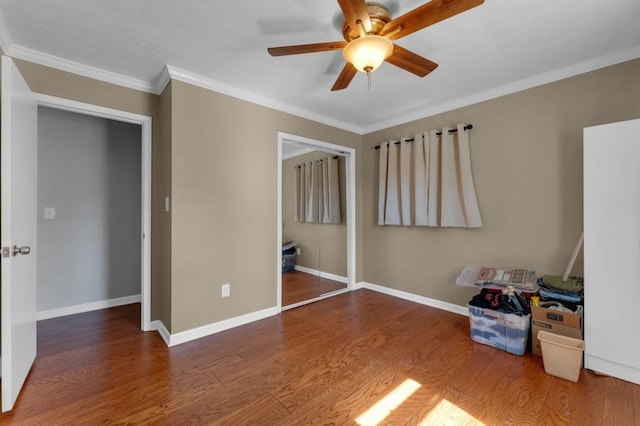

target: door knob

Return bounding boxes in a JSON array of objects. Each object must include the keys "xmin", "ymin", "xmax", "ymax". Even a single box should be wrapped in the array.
[{"xmin": 12, "ymin": 245, "xmax": 31, "ymax": 256}]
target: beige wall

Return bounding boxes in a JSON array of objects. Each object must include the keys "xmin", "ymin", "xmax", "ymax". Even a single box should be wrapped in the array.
[
  {"xmin": 9, "ymin": 53, "xmax": 639, "ymax": 335},
  {"xmin": 153, "ymin": 82, "xmax": 172, "ymax": 328},
  {"xmin": 6, "ymin": 57, "xmax": 361, "ymax": 335},
  {"xmin": 362, "ymin": 58, "xmax": 640, "ymax": 306},
  {"xmin": 282, "ymin": 151, "xmax": 347, "ymax": 277},
  {"xmin": 11, "ymin": 59, "xmax": 172, "ymax": 324},
  {"xmin": 169, "ymin": 80, "xmax": 360, "ymax": 333}
]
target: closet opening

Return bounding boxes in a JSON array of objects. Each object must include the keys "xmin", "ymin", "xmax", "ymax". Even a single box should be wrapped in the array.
[{"xmin": 276, "ymin": 132, "xmax": 356, "ymax": 310}]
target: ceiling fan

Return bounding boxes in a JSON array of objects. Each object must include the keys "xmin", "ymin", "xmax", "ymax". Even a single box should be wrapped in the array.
[{"xmin": 267, "ymin": 0, "xmax": 484, "ymax": 91}]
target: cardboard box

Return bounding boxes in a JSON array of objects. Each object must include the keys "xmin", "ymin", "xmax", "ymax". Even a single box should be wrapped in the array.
[
  {"xmin": 531, "ymin": 305, "xmax": 583, "ymax": 356},
  {"xmin": 468, "ymin": 304, "xmax": 530, "ymax": 356}
]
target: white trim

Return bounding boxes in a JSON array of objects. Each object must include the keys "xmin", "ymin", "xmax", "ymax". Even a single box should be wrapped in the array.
[
  {"xmin": 363, "ymin": 45, "xmax": 640, "ymax": 134},
  {"xmin": 153, "ymin": 66, "xmax": 172, "ymax": 95},
  {"xmin": 2, "ymin": 42, "xmax": 636, "ymax": 135},
  {"xmin": 294, "ymin": 265, "xmax": 348, "ymax": 284},
  {"xmin": 277, "ymin": 132, "xmax": 357, "ymax": 311},
  {"xmin": 36, "ymin": 295, "xmax": 141, "ymax": 321},
  {"xmin": 352, "ymin": 281, "xmax": 366, "ymax": 290},
  {"xmin": 167, "ymin": 307, "xmax": 280, "ymax": 347},
  {"xmin": 0, "ymin": 40, "xmax": 636, "ymax": 135},
  {"xmin": 281, "ymin": 287, "xmax": 351, "ymax": 311},
  {"xmin": 36, "ymin": 93, "xmax": 149, "ymax": 124},
  {"xmin": 166, "ymin": 66, "xmax": 362, "ymax": 134},
  {"xmin": 7, "ymin": 44, "xmax": 158, "ymax": 94},
  {"xmin": 149, "ymin": 320, "xmax": 171, "ymax": 347},
  {"xmin": 34, "ymin": 93, "xmax": 153, "ymax": 332},
  {"xmin": 276, "ymin": 135, "xmax": 283, "ymax": 309},
  {"xmin": 585, "ymin": 355, "xmax": 640, "ymax": 386},
  {"xmin": 360, "ymin": 282, "xmax": 469, "ymax": 317}
]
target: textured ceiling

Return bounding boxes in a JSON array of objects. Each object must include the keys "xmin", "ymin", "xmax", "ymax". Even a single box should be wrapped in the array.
[{"xmin": 1, "ymin": 0, "xmax": 639, "ymax": 134}]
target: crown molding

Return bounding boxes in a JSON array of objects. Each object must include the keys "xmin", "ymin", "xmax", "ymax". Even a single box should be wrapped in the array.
[
  {"xmin": 0, "ymin": 9, "xmax": 12, "ymax": 54},
  {"xmin": 163, "ymin": 65, "xmax": 363, "ymax": 134},
  {"xmin": 6, "ymin": 44, "xmax": 159, "ymax": 94},
  {"xmin": 3, "ymin": 34, "xmax": 638, "ymax": 136},
  {"xmin": 363, "ymin": 44, "xmax": 640, "ymax": 134},
  {"xmin": 153, "ymin": 65, "xmax": 172, "ymax": 94}
]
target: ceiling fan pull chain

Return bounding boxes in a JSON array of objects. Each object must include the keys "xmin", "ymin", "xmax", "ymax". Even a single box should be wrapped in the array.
[{"xmin": 367, "ymin": 70, "xmax": 371, "ymax": 90}]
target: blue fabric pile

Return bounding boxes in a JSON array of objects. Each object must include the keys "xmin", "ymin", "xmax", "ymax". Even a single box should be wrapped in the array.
[{"xmin": 537, "ymin": 275, "xmax": 583, "ymax": 313}]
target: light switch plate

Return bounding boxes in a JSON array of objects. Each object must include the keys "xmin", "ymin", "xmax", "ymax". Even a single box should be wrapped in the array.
[{"xmin": 44, "ymin": 207, "xmax": 56, "ymax": 219}]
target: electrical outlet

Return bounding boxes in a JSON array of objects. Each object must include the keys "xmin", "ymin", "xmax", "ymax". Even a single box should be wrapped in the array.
[
  {"xmin": 44, "ymin": 207, "xmax": 56, "ymax": 219},
  {"xmin": 296, "ymin": 247, "xmax": 301, "ymax": 255},
  {"xmin": 221, "ymin": 283, "xmax": 230, "ymax": 298}
]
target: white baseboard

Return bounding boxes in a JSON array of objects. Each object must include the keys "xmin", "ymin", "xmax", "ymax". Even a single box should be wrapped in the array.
[
  {"xmin": 36, "ymin": 294, "xmax": 141, "ymax": 321},
  {"xmin": 585, "ymin": 355, "xmax": 640, "ymax": 386},
  {"xmin": 358, "ymin": 282, "xmax": 469, "ymax": 317},
  {"xmin": 149, "ymin": 320, "xmax": 171, "ymax": 346},
  {"xmin": 352, "ymin": 281, "xmax": 366, "ymax": 290},
  {"xmin": 294, "ymin": 265, "xmax": 348, "ymax": 284},
  {"xmin": 34, "ymin": 282, "xmax": 468, "ymax": 349},
  {"xmin": 165, "ymin": 306, "xmax": 280, "ymax": 347},
  {"xmin": 282, "ymin": 287, "xmax": 351, "ymax": 311}
]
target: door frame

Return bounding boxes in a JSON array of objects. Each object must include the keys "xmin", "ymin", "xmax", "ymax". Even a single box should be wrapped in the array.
[
  {"xmin": 276, "ymin": 132, "xmax": 356, "ymax": 311},
  {"xmin": 35, "ymin": 93, "xmax": 153, "ymax": 331}
]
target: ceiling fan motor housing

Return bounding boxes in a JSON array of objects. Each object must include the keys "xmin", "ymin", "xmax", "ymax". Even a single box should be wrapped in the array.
[{"xmin": 342, "ymin": 2, "xmax": 391, "ymax": 41}]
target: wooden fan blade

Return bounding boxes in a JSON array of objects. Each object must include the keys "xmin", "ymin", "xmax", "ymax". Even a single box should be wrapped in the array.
[
  {"xmin": 331, "ymin": 63, "xmax": 358, "ymax": 91},
  {"xmin": 385, "ymin": 44, "xmax": 438, "ymax": 77},
  {"xmin": 381, "ymin": 0, "xmax": 484, "ymax": 40},
  {"xmin": 268, "ymin": 41, "xmax": 347, "ymax": 56},
  {"xmin": 337, "ymin": 0, "xmax": 372, "ymax": 34}
]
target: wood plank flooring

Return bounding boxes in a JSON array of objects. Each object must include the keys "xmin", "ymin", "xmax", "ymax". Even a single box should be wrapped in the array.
[
  {"xmin": 1, "ymin": 289, "xmax": 638, "ymax": 425},
  {"xmin": 282, "ymin": 270, "xmax": 347, "ymax": 307}
]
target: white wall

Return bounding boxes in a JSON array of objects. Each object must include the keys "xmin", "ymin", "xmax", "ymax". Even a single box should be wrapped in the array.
[{"xmin": 37, "ymin": 107, "xmax": 141, "ymax": 312}]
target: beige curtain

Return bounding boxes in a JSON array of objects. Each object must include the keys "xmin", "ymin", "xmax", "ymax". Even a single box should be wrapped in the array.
[
  {"xmin": 295, "ymin": 156, "xmax": 341, "ymax": 223},
  {"xmin": 377, "ymin": 124, "xmax": 482, "ymax": 228},
  {"xmin": 322, "ymin": 156, "xmax": 341, "ymax": 223}
]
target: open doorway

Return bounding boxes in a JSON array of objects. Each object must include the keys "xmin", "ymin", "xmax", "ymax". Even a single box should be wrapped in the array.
[
  {"xmin": 277, "ymin": 132, "xmax": 356, "ymax": 311},
  {"xmin": 35, "ymin": 94, "xmax": 152, "ymax": 330}
]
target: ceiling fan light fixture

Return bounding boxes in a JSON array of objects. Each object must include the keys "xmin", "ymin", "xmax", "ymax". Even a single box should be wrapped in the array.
[{"xmin": 342, "ymin": 35, "xmax": 393, "ymax": 73}]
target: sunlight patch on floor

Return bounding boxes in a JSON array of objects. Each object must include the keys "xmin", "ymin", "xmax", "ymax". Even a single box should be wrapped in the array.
[
  {"xmin": 419, "ymin": 398, "xmax": 486, "ymax": 425},
  {"xmin": 355, "ymin": 378, "xmax": 421, "ymax": 425}
]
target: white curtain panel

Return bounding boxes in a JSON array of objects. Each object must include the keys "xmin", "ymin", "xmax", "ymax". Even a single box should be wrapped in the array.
[
  {"xmin": 412, "ymin": 131, "xmax": 429, "ymax": 226},
  {"xmin": 427, "ymin": 130, "xmax": 441, "ymax": 226},
  {"xmin": 400, "ymin": 136, "xmax": 412, "ymax": 225},
  {"xmin": 384, "ymin": 141, "xmax": 401, "ymax": 225},
  {"xmin": 294, "ymin": 165, "xmax": 304, "ymax": 222},
  {"xmin": 377, "ymin": 124, "xmax": 482, "ymax": 228},
  {"xmin": 377, "ymin": 142, "xmax": 389, "ymax": 226},
  {"xmin": 323, "ymin": 157, "xmax": 341, "ymax": 223},
  {"xmin": 295, "ymin": 157, "xmax": 341, "ymax": 224},
  {"xmin": 304, "ymin": 160, "xmax": 319, "ymax": 222}
]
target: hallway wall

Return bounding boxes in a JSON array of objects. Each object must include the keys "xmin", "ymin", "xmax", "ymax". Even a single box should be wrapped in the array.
[{"xmin": 37, "ymin": 106, "xmax": 141, "ymax": 312}]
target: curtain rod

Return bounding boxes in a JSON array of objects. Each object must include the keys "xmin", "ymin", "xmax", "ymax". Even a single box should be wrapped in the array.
[
  {"xmin": 294, "ymin": 156, "xmax": 340, "ymax": 168},
  {"xmin": 374, "ymin": 124, "xmax": 473, "ymax": 150}
]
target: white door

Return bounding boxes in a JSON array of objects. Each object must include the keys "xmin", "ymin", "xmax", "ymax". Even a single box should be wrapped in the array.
[
  {"xmin": 584, "ymin": 118, "xmax": 640, "ymax": 385},
  {"xmin": 1, "ymin": 55, "xmax": 38, "ymax": 412}
]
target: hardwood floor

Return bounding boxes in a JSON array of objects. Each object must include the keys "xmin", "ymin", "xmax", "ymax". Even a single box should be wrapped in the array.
[
  {"xmin": 1, "ymin": 289, "xmax": 638, "ymax": 425},
  {"xmin": 282, "ymin": 270, "xmax": 347, "ymax": 307}
]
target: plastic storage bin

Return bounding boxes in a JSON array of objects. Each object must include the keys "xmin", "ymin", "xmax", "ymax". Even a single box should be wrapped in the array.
[
  {"xmin": 468, "ymin": 304, "xmax": 531, "ymax": 355},
  {"xmin": 282, "ymin": 240, "xmax": 297, "ymax": 272},
  {"xmin": 282, "ymin": 253, "xmax": 296, "ymax": 272},
  {"xmin": 538, "ymin": 330, "xmax": 585, "ymax": 382}
]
